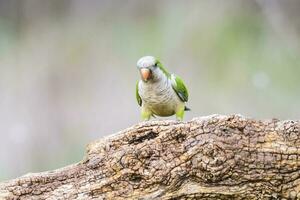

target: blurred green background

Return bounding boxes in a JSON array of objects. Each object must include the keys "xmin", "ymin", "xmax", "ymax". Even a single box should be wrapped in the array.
[{"xmin": 0, "ymin": 0, "xmax": 299, "ymax": 181}]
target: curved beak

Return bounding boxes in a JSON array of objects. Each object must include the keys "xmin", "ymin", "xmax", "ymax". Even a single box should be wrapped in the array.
[{"xmin": 140, "ymin": 68, "xmax": 152, "ymax": 81}]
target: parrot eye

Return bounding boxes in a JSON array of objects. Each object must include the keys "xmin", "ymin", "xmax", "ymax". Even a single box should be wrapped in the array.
[{"xmin": 154, "ymin": 62, "xmax": 158, "ymax": 67}]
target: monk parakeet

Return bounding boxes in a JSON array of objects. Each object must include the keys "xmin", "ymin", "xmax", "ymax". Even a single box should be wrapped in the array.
[{"xmin": 136, "ymin": 56, "xmax": 190, "ymax": 121}]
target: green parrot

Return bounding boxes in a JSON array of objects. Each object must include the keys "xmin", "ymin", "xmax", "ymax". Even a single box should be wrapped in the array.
[{"xmin": 136, "ymin": 56, "xmax": 190, "ymax": 121}]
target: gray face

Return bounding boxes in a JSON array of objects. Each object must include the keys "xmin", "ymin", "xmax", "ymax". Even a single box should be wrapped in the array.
[
  {"xmin": 137, "ymin": 56, "xmax": 158, "ymax": 82},
  {"xmin": 137, "ymin": 56, "xmax": 156, "ymax": 69}
]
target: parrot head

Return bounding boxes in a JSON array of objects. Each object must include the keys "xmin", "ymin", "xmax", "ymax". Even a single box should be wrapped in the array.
[{"xmin": 137, "ymin": 56, "xmax": 169, "ymax": 82}]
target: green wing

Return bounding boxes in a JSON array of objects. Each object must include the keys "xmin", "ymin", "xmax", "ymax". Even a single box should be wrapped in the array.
[
  {"xmin": 136, "ymin": 80, "xmax": 142, "ymax": 106},
  {"xmin": 171, "ymin": 74, "xmax": 189, "ymax": 102}
]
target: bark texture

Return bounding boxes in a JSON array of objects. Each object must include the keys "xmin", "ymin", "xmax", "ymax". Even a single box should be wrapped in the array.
[{"xmin": 0, "ymin": 115, "xmax": 300, "ymax": 200}]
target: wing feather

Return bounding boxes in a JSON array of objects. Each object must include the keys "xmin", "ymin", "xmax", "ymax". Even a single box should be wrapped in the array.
[
  {"xmin": 171, "ymin": 74, "xmax": 189, "ymax": 102},
  {"xmin": 136, "ymin": 80, "xmax": 142, "ymax": 106}
]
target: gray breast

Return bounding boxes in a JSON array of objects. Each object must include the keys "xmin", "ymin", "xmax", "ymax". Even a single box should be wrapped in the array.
[
  {"xmin": 139, "ymin": 79, "xmax": 173, "ymax": 104},
  {"xmin": 138, "ymin": 78, "xmax": 181, "ymax": 116}
]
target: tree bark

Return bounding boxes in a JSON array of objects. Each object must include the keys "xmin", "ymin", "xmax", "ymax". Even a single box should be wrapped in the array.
[{"xmin": 0, "ymin": 115, "xmax": 300, "ymax": 200}]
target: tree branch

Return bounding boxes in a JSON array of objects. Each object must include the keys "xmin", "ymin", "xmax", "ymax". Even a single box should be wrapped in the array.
[{"xmin": 0, "ymin": 115, "xmax": 299, "ymax": 199}]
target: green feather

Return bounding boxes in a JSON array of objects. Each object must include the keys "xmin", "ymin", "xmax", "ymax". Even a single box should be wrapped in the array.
[
  {"xmin": 170, "ymin": 74, "xmax": 189, "ymax": 102},
  {"xmin": 136, "ymin": 80, "xmax": 142, "ymax": 106},
  {"xmin": 155, "ymin": 58, "xmax": 188, "ymax": 102},
  {"xmin": 155, "ymin": 59, "xmax": 170, "ymax": 78}
]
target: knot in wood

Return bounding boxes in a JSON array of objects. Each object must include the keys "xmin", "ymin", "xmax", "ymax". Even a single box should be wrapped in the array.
[{"xmin": 191, "ymin": 142, "xmax": 234, "ymax": 183}]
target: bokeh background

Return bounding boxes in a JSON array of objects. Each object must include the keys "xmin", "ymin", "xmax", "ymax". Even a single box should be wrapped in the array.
[{"xmin": 0, "ymin": 0, "xmax": 299, "ymax": 181}]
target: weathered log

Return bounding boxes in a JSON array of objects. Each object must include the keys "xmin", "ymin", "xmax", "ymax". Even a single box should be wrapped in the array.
[{"xmin": 0, "ymin": 115, "xmax": 300, "ymax": 199}]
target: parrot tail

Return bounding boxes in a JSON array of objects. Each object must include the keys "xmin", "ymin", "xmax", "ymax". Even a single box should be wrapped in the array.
[{"xmin": 184, "ymin": 106, "xmax": 191, "ymax": 111}]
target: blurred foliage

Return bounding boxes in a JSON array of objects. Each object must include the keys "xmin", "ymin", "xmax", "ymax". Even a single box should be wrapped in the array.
[{"xmin": 0, "ymin": 0, "xmax": 299, "ymax": 181}]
